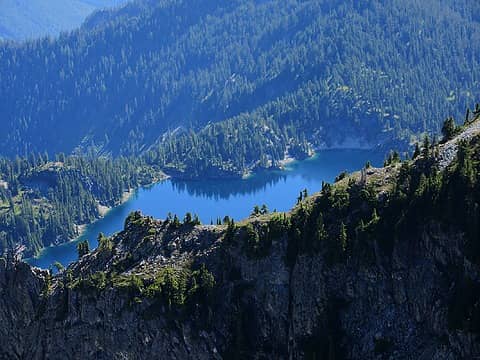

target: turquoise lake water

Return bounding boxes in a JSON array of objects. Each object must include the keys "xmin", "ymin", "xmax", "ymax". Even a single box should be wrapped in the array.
[{"xmin": 26, "ymin": 149, "xmax": 384, "ymax": 269}]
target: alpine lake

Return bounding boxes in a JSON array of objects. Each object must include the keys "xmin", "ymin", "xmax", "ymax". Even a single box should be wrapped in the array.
[{"xmin": 27, "ymin": 149, "xmax": 384, "ymax": 268}]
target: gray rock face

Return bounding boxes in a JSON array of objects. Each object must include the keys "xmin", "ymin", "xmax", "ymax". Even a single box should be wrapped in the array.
[
  {"xmin": 437, "ymin": 119, "xmax": 480, "ymax": 170},
  {"xmin": 3, "ymin": 119, "xmax": 480, "ymax": 359},
  {"xmin": 0, "ymin": 258, "xmax": 48, "ymax": 358},
  {"xmin": 0, "ymin": 218, "xmax": 480, "ymax": 359},
  {"xmin": 0, "ymin": 214, "xmax": 479, "ymax": 359}
]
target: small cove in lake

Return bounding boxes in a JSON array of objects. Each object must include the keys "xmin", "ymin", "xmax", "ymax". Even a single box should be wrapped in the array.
[{"xmin": 26, "ymin": 149, "xmax": 384, "ymax": 268}]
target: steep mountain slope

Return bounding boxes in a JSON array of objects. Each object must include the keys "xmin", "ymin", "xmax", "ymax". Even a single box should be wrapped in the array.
[
  {"xmin": 1, "ymin": 118, "xmax": 479, "ymax": 359},
  {"xmin": 0, "ymin": 0, "xmax": 127, "ymax": 41},
  {"xmin": 0, "ymin": 153, "xmax": 166, "ymax": 256},
  {"xmin": 0, "ymin": 0, "xmax": 479, "ymax": 157}
]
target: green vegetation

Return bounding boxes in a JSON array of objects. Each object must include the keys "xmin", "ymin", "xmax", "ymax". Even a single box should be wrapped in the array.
[
  {"xmin": 0, "ymin": 0, "xmax": 478, "ymax": 172},
  {"xmin": 144, "ymin": 264, "xmax": 215, "ymax": 311},
  {"xmin": 235, "ymin": 211, "xmax": 290, "ymax": 258},
  {"xmin": 223, "ymin": 118, "xmax": 480, "ymax": 274},
  {"xmin": 442, "ymin": 117, "xmax": 459, "ymax": 141},
  {"xmin": 183, "ymin": 212, "xmax": 201, "ymax": 227},
  {"xmin": 0, "ymin": 153, "xmax": 162, "ymax": 256},
  {"xmin": 284, "ymin": 133, "xmax": 480, "ymax": 266},
  {"xmin": 97, "ymin": 232, "xmax": 113, "ymax": 253},
  {"xmin": 71, "ymin": 263, "xmax": 216, "ymax": 316},
  {"xmin": 43, "ymin": 122, "xmax": 480, "ymax": 354},
  {"xmin": 52, "ymin": 261, "xmax": 64, "ymax": 272},
  {"xmin": 1, "ymin": 0, "xmax": 480, "ymax": 257},
  {"xmin": 216, "ymin": 120, "xmax": 480, "ymax": 338},
  {"xmin": 383, "ymin": 151, "xmax": 401, "ymax": 167},
  {"xmin": 250, "ymin": 204, "xmax": 269, "ymax": 217},
  {"xmin": 77, "ymin": 240, "xmax": 90, "ymax": 258},
  {"xmin": 146, "ymin": 116, "xmax": 301, "ymax": 178}
]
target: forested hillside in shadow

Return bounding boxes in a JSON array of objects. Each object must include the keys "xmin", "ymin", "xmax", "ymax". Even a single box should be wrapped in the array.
[{"xmin": 0, "ymin": 0, "xmax": 478, "ymax": 157}]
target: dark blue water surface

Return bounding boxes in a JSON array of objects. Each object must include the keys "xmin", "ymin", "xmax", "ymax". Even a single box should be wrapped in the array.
[{"xmin": 26, "ymin": 149, "xmax": 383, "ymax": 268}]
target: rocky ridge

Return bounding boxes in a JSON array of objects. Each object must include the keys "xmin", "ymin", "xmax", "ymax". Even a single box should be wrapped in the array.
[{"xmin": 0, "ymin": 122, "xmax": 480, "ymax": 359}]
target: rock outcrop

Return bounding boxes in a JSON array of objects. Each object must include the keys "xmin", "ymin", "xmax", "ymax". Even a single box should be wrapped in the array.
[
  {"xmin": 1, "ymin": 216, "xmax": 479, "ymax": 359},
  {"xmin": 1, "ymin": 123, "xmax": 480, "ymax": 359}
]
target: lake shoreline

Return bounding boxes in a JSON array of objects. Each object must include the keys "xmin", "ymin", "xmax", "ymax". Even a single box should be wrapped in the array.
[
  {"xmin": 97, "ymin": 189, "xmax": 135, "ymax": 217},
  {"xmin": 26, "ymin": 148, "xmax": 383, "ymax": 267},
  {"xmin": 28, "ymin": 188, "xmax": 148, "ymax": 261}
]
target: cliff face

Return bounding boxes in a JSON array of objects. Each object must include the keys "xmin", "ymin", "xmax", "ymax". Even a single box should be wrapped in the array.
[
  {"xmin": 1, "ymin": 124, "xmax": 480, "ymax": 359},
  {"xmin": 0, "ymin": 259, "xmax": 48, "ymax": 358},
  {"xmin": 1, "ymin": 218, "xmax": 479, "ymax": 359}
]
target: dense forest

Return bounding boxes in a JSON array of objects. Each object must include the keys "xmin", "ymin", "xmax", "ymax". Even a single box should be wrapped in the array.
[
  {"xmin": 2, "ymin": 115, "xmax": 477, "ymax": 358},
  {"xmin": 1, "ymin": 0, "xmax": 480, "ymax": 261},
  {"xmin": 145, "ymin": 115, "xmax": 311, "ymax": 178},
  {"xmin": 1, "ymin": 1, "xmax": 480, "ymax": 356},
  {"xmin": 0, "ymin": 153, "xmax": 163, "ymax": 256},
  {"xmin": 0, "ymin": 0, "xmax": 479, "ymax": 161},
  {"xmin": 284, "ymin": 121, "xmax": 480, "ymax": 270}
]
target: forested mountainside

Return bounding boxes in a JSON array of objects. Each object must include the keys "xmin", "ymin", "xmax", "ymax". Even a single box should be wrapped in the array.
[
  {"xmin": 0, "ymin": 153, "xmax": 164, "ymax": 256},
  {"xmin": 0, "ymin": 0, "xmax": 127, "ymax": 41},
  {"xmin": 2, "ymin": 106, "xmax": 478, "ymax": 259},
  {"xmin": 0, "ymin": 0, "xmax": 479, "ymax": 158},
  {"xmin": 1, "ymin": 115, "xmax": 480, "ymax": 359}
]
